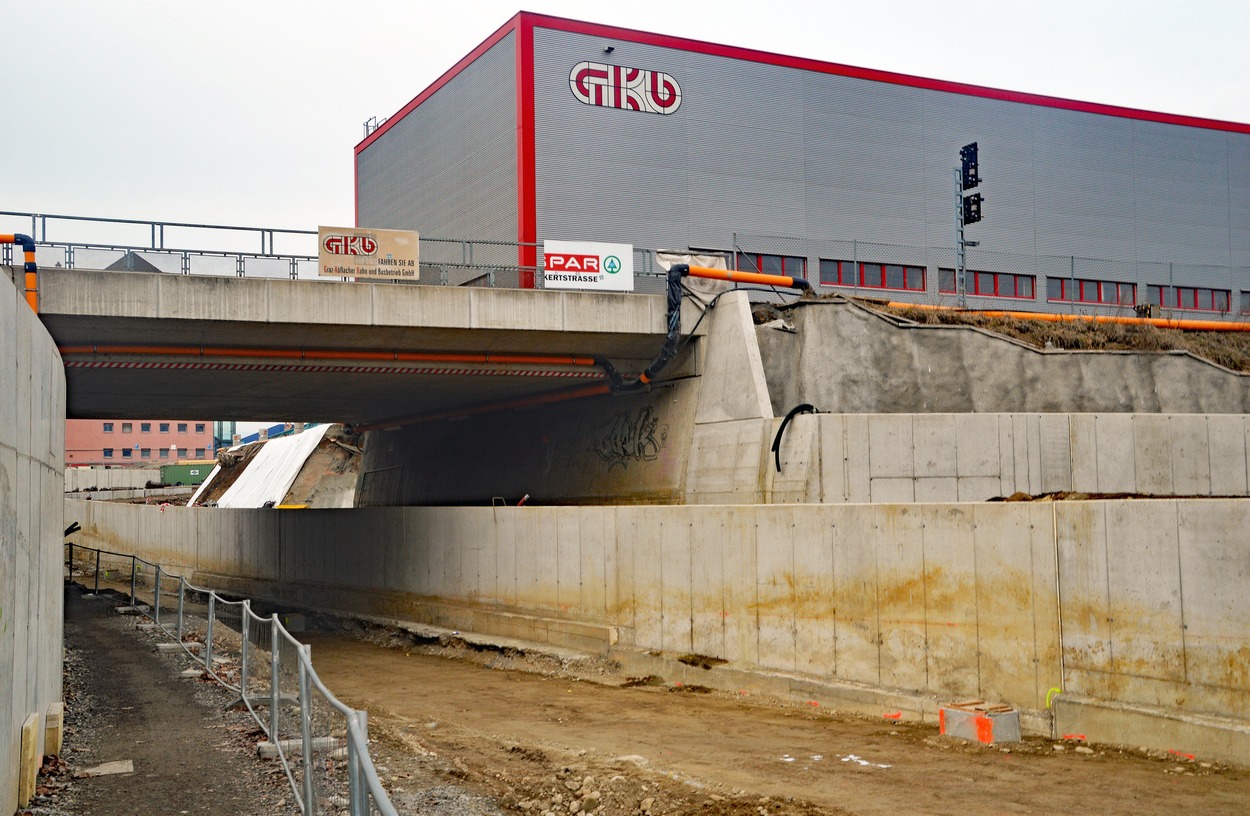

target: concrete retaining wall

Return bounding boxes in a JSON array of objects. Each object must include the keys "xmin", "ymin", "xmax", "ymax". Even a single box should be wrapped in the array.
[
  {"xmin": 67, "ymin": 497, "xmax": 1250, "ymax": 762},
  {"xmin": 690, "ymin": 412, "xmax": 1250, "ymax": 504},
  {"xmin": 2, "ymin": 270, "xmax": 66, "ymax": 814},
  {"xmin": 64, "ymin": 467, "xmax": 160, "ymax": 493},
  {"xmin": 757, "ymin": 300, "xmax": 1250, "ymax": 416}
]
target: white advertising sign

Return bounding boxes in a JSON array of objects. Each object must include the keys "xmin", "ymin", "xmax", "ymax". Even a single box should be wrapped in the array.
[
  {"xmin": 318, "ymin": 226, "xmax": 419, "ymax": 280},
  {"xmin": 542, "ymin": 240, "xmax": 634, "ymax": 292}
]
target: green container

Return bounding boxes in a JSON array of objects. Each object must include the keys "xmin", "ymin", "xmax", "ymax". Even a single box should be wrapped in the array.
[{"xmin": 160, "ymin": 461, "xmax": 214, "ymax": 486}]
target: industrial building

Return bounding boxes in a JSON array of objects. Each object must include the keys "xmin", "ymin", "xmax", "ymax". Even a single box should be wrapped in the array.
[{"xmin": 355, "ymin": 12, "xmax": 1249, "ymax": 318}]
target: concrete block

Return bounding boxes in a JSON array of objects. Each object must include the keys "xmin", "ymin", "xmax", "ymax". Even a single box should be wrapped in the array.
[
  {"xmin": 913, "ymin": 477, "xmax": 958, "ymax": 503},
  {"xmin": 659, "ymin": 515, "xmax": 693, "ymax": 655},
  {"xmin": 1207, "ymin": 415, "xmax": 1249, "ymax": 496},
  {"xmin": 869, "ymin": 478, "xmax": 914, "ymax": 503},
  {"xmin": 831, "ymin": 505, "xmax": 883, "ymax": 685},
  {"xmin": 1093, "ymin": 414, "xmax": 1137, "ymax": 493},
  {"xmin": 940, "ymin": 701, "xmax": 1021, "ymax": 744},
  {"xmin": 875, "ymin": 506, "xmax": 927, "ymax": 692},
  {"xmin": 719, "ymin": 507, "xmax": 759, "ymax": 667},
  {"xmin": 956, "ymin": 476, "xmax": 1003, "ymax": 502},
  {"xmin": 1069, "ymin": 415, "xmax": 1098, "ymax": 492},
  {"xmin": 694, "ymin": 291, "xmax": 773, "ymax": 423},
  {"xmin": 919, "ymin": 505, "xmax": 979, "ymax": 698},
  {"xmin": 843, "ymin": 415, "xmax": 872, "ymax": 503},
  {"xmin": 1054, "ymin": 694, "xmax": 1250, "ymax": 768},
  {"xmin": 911, "ymin": 415, "xmax": 956, "ymax": 478},
  {"xmin": 868, "ymin": 416, "xmax": 913, "ymax": 478},
  {"xmin": 1132, "ymin": 414, "xmax": 1175, "ymax": 494},
  {"xmin": 817, "ymin": 415, "xmax": 848, "ymax": 502},
  {"xmin": 1175, "ymin": 500, "xmax": 1250, "ymax": 718},
  {"xmin": 955, "ymin": 414, "xmax": 1000, "ymax": 477},
  {"xmin": 43, "ymin": 694, "xmax": 63, "ymax": 754},
  {"xmin": 1170, "ymin": 416, "xmax": 1211, "ymax": 495},
  {"xmin": 1104, "ymin": 502, "xmax": 1185, "ymax": 684},
  {"xmin": 1038, "ymin": 414, "xmax": 1073, "ymax": 493},
  {"xmin": 755, "ymin": 508, "xmax": 796, "ymax": 672},
  {"xmin": 19, "ymin": 713, "xmax": 38, "ymax": 807}
]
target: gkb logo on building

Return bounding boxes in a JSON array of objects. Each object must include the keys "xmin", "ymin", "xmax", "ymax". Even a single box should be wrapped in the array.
[{"xmin": 570, "ymin": 62, "xmax": 681, "ymax": 115}]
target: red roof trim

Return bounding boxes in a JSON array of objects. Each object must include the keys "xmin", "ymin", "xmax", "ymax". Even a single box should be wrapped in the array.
[
  {"xmin": 354, "ymin": 14, "xmax": 525, "ymax": 154},
  {"xmin": 518, "ymin": 12, "xmax": 1250, "ymax": 135}
]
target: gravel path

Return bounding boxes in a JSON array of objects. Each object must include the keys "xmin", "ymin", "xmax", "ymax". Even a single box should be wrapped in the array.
[{"xmin": 21, "ymin": 585, "xmax": 300, "ymax": 816}]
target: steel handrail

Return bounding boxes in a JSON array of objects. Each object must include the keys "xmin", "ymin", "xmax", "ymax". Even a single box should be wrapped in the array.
[{"xmin": 64, "ymin": 541, "xmax": 398, "ymax": 815}]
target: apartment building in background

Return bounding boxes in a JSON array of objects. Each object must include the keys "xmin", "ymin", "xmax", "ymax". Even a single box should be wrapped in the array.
[{"xmin": 65, "ymin": 419, "xmax": 215, "ymax": 466}]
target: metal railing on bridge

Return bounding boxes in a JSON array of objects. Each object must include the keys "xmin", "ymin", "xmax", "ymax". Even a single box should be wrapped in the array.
[
  {"xmin": 65, "ymin": 541, "xmax": 398, "ymax": 816},
  {"xmin": 0, "ymin": 210, "xmax": 673, "ymax": 294}
]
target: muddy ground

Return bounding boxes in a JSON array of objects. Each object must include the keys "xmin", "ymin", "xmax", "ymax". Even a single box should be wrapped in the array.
[
  {"xmin": 300, "ymin": 621, "xmax": 1250, "ymax": 816},
  {"xmin": 41, "ymin": 579, "xmax": 1250, "ymax": 815}
]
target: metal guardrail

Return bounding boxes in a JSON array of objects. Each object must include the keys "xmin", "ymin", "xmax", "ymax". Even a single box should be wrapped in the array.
[
  {"xmin": 64, "ymin": 542, "xmax": 398, "ymax": 816},
  {"xmin": 0, "ymin": 210, "xmax": 678, "ymax": 294}
]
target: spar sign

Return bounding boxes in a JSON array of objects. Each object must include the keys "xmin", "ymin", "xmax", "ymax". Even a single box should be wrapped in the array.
[
  {"xmin": 318, "ymin": 226, "xmax": 419, "ymax": 280},
  {"xmin": 542, "ymin": 240, "xmax": 634, "ymax": 292}
]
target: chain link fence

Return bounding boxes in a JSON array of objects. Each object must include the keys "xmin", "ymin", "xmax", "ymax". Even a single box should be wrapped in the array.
[
  {"xmin": 730, "ymin": 231, "xmax": 1250, "ymax": 320},
  {"xmin": 65, "ymin": 542, "xmax": 397, "ymax": 816}
]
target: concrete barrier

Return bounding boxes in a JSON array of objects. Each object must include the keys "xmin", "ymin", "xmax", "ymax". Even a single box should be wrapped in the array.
[
  {"xmin": 687, "ymin": 412, "xmax": 1250, "ymax": 504},
  {"xmin": 2, "ymin": 268, "xmax": 66, "ymax": 814},
  {"xmin": 757, "ymin": 299, "xmax": 1250, "ymax": 416},
  {"xmin": 67, "ymin": 496, "xmax": 1250, "ymax": 765}
]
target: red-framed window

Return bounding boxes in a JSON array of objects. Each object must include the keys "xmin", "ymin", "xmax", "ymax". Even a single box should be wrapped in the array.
[
  {"xmin": 1241, "ymin": 292, "xmax": 1250, "ymax": 315},
  {"xmin": 1148, "ymin": 284, "xmax": 1231, "ymax": 312},
  {"xmin": 820, "ymin": 260, "xmax": 924, "ymax": 291},
  {"xmin": 938, "ymin": 268, "xmax": 1035, "ymax": 299},
  {"xmin": 818, "ymin": 259, "xmax": 855, "ymax": 286},
  {"xmin": 1047, "ymin": 277, "xmax": 1136, "ymax": 306},
  {"xmin": 734, "ymin": 252, "xmax": 806, "ymax": 279}
]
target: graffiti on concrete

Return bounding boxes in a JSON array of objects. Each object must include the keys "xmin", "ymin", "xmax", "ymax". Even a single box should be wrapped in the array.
[{"xmin": 592, "ymin": 407, "xmax": 668, "ymax": 469}]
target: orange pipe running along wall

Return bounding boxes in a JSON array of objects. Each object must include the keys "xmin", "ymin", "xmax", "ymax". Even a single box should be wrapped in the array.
[{"xmin": 884, "ymin": 301, "xmax": 1250, "ymax": 333}]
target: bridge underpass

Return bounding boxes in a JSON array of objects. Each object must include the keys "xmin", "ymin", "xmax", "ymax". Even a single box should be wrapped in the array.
[
  {"xmin": 26, "ymin": 263, "xmax": 1250, "ymax": 770},
  {"xmin": 37, "ymin": 267, "xmax": 687, "ymax": 424}
]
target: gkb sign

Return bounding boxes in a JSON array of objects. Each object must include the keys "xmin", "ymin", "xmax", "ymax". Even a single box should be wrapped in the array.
[
  {"xmin": 542, "ymin": 240, "xmax": 634, "ymax": 292},
  {"xmin": 569, "ymin": 62, "xmax": 680, "ymax": 115}
]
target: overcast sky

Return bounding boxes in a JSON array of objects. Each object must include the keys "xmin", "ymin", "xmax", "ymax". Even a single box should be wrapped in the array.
[{"xmin": 2, "ymin": 0, "xmax": 1247, "ymax": 236}]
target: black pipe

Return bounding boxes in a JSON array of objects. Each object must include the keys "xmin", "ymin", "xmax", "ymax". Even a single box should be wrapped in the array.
[{"xmin": 772, "ymin": 403, "xmax": 818, "ymax": 472}]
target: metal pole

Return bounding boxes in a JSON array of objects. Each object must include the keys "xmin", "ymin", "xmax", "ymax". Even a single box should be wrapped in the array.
[
  {"xmin": 130, "ymin": 555, "xmax": 137, "ymax": 606},
  {"xmin": 66, "ymin": 542, "xmax": 72, "ymax": 583},
  {"xmin": 176, "ymin": 578, "xmax": 185, "ymax": 644},
  {"xmin": 349, "ymin": 710, "xmax": 369, "ymax": 815},
  {"xmin": 94, "ymin": 549, "xmax": 101, "ymax": 596},
  {"xmin": 206, "ymin": 594, "xmax": 215, "ymax": 672},
  {"xmin": 241, "ymin": 601, "xmax": 250, "ymax": 706},
  {"xmin": 154, "ymin": 567, "xmax": 162, "ymax": 629},
  {"xmin": 955, "ymin": 168, "xmax": 966, "ymax": 308},
  {"xmin": 270, "ymin": 615, "xmax": 280, "ymax": 742},
  {"xmin": 299, "ymin": 645, "xmax": 315, "ymax": 813}
]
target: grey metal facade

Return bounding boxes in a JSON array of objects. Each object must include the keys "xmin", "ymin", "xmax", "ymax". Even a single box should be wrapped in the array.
[
  {"xmin": 357, "ymin": 18, "xmax": 1249, "ymax": 317},
  {"xmin": 356, "ymin": 31, "xmax": 518, "ymax": 241},
  {"xmin": 530, "ymin": 28, "xmax": 1249, "ymax": 315}
]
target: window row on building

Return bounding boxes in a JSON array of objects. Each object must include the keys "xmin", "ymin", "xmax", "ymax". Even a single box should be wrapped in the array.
[
  {"xmin": 102, "ymin": 446, "xmax": 208, "ymax": 460},
  {"xmin": 101, "ymin": 422, "xmax": 206, "ymax": 434},
  {"xmin": 732, "ymin": 251, "xmax": 1247, "ymax": 313}
]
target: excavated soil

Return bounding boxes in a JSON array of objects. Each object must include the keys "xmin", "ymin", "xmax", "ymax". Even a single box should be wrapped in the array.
[{"xmin": 298, "ymin": 620, "xmax": 1250, "ymax": 816}]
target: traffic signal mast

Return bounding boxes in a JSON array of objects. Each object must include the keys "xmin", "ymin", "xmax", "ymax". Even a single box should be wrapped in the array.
[{"xmin": 956, "ymin": 142, "xmax": 984, "ymax": 307}]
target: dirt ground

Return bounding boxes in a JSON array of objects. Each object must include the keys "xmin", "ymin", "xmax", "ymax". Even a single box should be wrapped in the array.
[
  {"xmin": 297, "ymin": 624, "xmax": 1250, "ymax": 816},
  {"xmin": 25, "ymin": 586, "xmax": 300, "ymax": 816}
]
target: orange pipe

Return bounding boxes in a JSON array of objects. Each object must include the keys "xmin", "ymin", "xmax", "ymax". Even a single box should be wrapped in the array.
[
  {"xmin": 354, "ymin": 382, "xmax": 612, "ymax": 432},
  {"xmin": 883, "ymin": 301, "xmax": 1250, "ymax": 333},
  {"xmin": 56, "ymin": 343, "xmax": 600, "ymax": 367},
  {"xmin": 1, "ymin": 233, "xmax": 38, "ymax": 313},
  {"xmin": 687, "ymin": 265, "xmax": 811, "ymax": 290}
]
